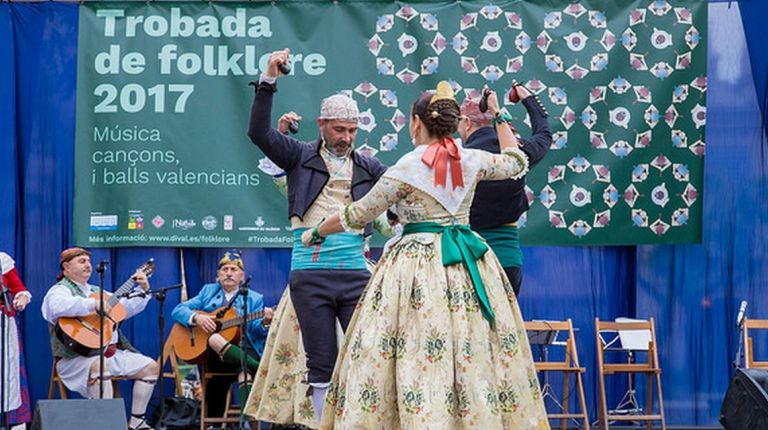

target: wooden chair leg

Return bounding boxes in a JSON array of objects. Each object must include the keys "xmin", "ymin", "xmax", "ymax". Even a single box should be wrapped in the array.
[
  {"xmin": 48, "ymin": 371, "xmax": 56, "ymax": 399},
  {"xmin": 49, "ymin": 362, "xmax": 68, "ymax": 399},
  {"xmin": 562, "ymin": 371, "xmax": 570, "ymax": 430},
  {"xmin": 647, "ymin": 374, "xmax": 653, "ymax": 430},
  {"xmin": 200, "ymin": 378, "xmax": 207, "ymax": 430},
  {"xmin": 657, "ymin": 372, "xmax": 666, "ymax": 430},
  {"xmin": 577, "ymin": 372, "xmax": 590, "ymax": 430}
]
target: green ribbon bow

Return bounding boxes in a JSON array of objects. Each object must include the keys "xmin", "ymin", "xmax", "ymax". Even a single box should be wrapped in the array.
[{"xmin": 402, "ymin": 222, "xmax": 494, "ymax": 324}]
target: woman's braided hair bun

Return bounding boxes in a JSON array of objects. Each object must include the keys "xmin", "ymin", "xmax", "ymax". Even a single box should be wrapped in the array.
[{"xmin": 412, "ymin": 81, "xmax": 461, "ymax": 138}]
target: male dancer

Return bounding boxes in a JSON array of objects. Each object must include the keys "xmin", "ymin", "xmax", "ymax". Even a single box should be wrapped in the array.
[
  {"xmin": 247, "ymin": 48, "xmax": 386, "ymax": 419},
  {"xmin": 459, "ymin": 83, "xmax": 551, "ymax": 295}
]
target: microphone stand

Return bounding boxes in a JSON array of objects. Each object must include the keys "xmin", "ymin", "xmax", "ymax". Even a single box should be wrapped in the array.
[
  {"xmin": 95, "ymin": 260, "xmax": 109, "ymax": 399},
  {"xmin": 123, "ymin": 284, "xmax": 183, "ymax": 430},
  {"xmin": 237, "ymin": 277, "xmax": 252, "ymax": 430},
  {"xmin": 733, "ymin": 306, "xmax": 748, "ymax": 371}
]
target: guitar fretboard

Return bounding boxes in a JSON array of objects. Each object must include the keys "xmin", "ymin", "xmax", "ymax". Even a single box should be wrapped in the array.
[
  {"xmin": 108, "ymin": 259, "xmax": 154, "ymax": 306},
  {"xmin": 220, "ymin": 311, "xmax": 265, "ymax": 330}
]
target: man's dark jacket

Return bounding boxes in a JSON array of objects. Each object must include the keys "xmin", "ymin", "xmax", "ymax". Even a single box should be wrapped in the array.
[
  {"xmin": 247, "ymin": 81, "xmax": 387, "ymax": 236},
  {"xmin": 465, "ymin": 95, "xmax": 552, "ymax": 229}
]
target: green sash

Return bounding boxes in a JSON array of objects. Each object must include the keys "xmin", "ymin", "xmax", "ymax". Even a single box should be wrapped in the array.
[
  {"xmin": 474, "ymin": 226, "xmax": 523, "ymax": 268},
  {"xmin": 402, "ymin": 222, "xmax": 494, "ymax": 324}
]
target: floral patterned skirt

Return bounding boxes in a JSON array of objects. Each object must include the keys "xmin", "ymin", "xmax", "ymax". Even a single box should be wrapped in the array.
[
  {"xmin": 244, "ymin": 287, "xmax": 318, "ymax": 428},
  {"xmin": 320, "ymin": 232, "xmax": 549, "ymax": 430}
]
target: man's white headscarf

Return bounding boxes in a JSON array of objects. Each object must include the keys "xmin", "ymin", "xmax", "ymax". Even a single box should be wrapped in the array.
[{"xmin": 319, "ymin": 94, "xmax": 360, "ymax": 121}]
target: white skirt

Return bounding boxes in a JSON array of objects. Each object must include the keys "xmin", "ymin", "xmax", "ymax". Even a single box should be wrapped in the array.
[
  {"xmin": 0, "ymin": 314, "xmax": 21, "ymax": 413},
  {"xmin": 57, "ymin": 348, "xmax": 154, "ymax": 398}
]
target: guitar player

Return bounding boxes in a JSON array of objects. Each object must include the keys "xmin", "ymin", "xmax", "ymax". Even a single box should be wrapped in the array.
[
  {"xmin": 171, "ymin": 249, "xmax": 273, "ymax": 421},
  {"xmin": 41, "ymin": 247, "xmax": 158, "ymax": 430}
]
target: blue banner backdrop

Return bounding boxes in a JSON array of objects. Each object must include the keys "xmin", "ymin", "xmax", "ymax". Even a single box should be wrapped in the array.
[{"xmin": 1, "ymin": 1, "xmax": 767, "ymax": 426}]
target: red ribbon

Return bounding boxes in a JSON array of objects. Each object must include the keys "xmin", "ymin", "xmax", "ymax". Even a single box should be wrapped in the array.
[{"xmin": 421, "ymin": 137, "xmax": 464, "ymax": 190}]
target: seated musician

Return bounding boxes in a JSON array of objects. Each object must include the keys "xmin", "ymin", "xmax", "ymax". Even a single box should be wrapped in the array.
[
  {"xmin": 171, "ymin": 249, "xmax": 273, "ymax": 419},
  {"xmin": 41, "ymin": 247, "xmax": 158, "ymax": 430}
]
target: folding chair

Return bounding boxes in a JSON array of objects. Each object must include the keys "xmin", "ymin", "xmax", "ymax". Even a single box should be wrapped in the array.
[
  {"xmin": 199, "ymin": 359, "xmax": 243, "ymax": 430},
  {"xmin": 595, "ymin": 318, "xmax": 665, "ymax": 430},
  {"xmin": 743, "ymin": 318, "xmax": 768, "ymax": 369},
  {"xmin": 48, "ymin": 356, "xmax": 125, "ymax": 399},
  {"xmin": 525, "ymin": 319, "xmax": 589, "ymax": 430},
  {"xmin": 158, "ymin": 336, "xmax": 184, "ymax": 396}
]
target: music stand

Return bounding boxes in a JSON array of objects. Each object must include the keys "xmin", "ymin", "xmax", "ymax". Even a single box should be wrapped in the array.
[
  {"xmin": 608, "ymin": 317, "xmax": 651, "ymax": 419},
  {"xmin": 527, "ymin": 326, "xmax": 560, "ymax": 346},
  {"xmin": 526, "ymin": 322, "xmax": 562, "ymax": 410}
]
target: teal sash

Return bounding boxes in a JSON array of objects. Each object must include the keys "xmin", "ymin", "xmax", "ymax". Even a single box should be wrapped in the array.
[
  {"xmin": 402, "ymin": 222, "xmax": 494, "ymax": 324},
  {"xmin": 475, "ymin": 226, "xmax": 523, "ymax": 268}
]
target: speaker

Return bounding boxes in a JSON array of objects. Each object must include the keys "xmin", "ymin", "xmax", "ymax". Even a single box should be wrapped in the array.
[
  {"xmin": 720, "ymin": 368, "xmax": 768, "ymax": 430},
  {"xmin": 31, "ymin": 399, "xmax": 128, "ymax": 430}
]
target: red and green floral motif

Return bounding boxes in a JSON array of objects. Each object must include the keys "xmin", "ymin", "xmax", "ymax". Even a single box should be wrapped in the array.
[
  {"xmin": 379, "ymin": 329, "xmax": 407, "ymax": 360},
  {"xmin": 529, "ymin": 376, "xmax": 542, "ymax": 401},
  {"xmin": 496, "ymin": 382, "xmax": 520, "ymax": 414},
  {"xmin": 298, "ymin": 397, "xmax": 315, "ymax": 420},
  {"xmin": 359, "ymin": 378, "xmax": 380, "ymax": 413},
  {"xmin": 409, "ymin": 283, "xmax": 424, "ymax": 310},
  {"xmin": 445, "ymin": 286, "xmax": 464, "ymax": 312},
  {"xmin": 461, "ymin": 287, "xmax": 480, "ymax": 313},
  {"xmin": 350, "ymin": 331, "xmax": 363, "ymax": 361},
  {"xmin": 462, "ymin": 338, "xmax": 474, "ymax": 363},
  {"xmin": 500, "ymin": 329, "xmax": 520, "ymax": 358},
  {"xmin": 274, "ymin": 343, "xmax": 295, "ymax": 366},
  {"xmin": 370, "ymin": 285, "xmax": 383, "ymax": 311},
  {"xmin": 484, "ymin": 386, "xmax": 500, "ymax": 416},
  {"xmin": 326, "ymin": 381, "xmax": 347, "ymax": 418},
  {"xmin": 402, "ymin": 384, "xmax": 424, "ymax": 414},
  {"xmin": 425, "ymin": 328, "xmax": 447, "ymax": 363},
  {"xmin": 445, "ymin": 384, "xmax": 470, "ymax": 417}
]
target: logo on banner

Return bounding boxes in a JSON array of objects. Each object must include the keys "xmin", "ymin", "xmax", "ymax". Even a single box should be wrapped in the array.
[
  {"xmin": 238, "ymin": 215, "xmax": 279, "ymax": 232},
  {"xmin": 152, "ymin": 215, "xmax": 165, "ymax": 228},
  {"xmin": 89, "ymin": 213, "xmax": 118, "ymax": 231},
  {"xmin": 224, "ymin": 215, "xmax": 233, "ymax": 231},
  {"xmin": 128, "ymin": 210, "xmax": 144, "ymax": 230},
  {"xmin": 172, "ymin": 219, "xmax": 196, "ymax": 230},
  {"xmin": 202, "ymin": 216, "xmax": 218, "ymax": 231}
]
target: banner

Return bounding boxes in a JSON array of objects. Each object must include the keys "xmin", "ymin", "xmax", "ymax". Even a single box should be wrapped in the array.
[{"xmin": 74, "ymin": 1, "xmax": 707, "ymax": 247}]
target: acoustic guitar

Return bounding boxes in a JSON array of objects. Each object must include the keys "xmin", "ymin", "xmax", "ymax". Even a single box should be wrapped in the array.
[
  {"xmin": 56, "ymin": 259, "xmax": 155, "ymax": 356},
  {"xmin": 168, "ymin": 306, "xmax": 264, "ymax": 361}
]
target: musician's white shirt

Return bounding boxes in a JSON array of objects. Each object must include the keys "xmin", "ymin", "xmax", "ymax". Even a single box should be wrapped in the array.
[
  {"xmin": 41, "ymin": 280, "xmax": 154, "ymax": 398},
  {"xmin": 42, "ymin": 280, "xmax": 151, "ymax": 344}
]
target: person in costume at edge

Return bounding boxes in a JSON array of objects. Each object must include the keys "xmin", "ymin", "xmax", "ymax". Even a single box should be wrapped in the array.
[
  {"xmin": 171, "ymin": 250, "xmax": 272, "ymax": 421},
  {"xmin": 245, "ymin": 115, "xmax": 398, "ymax": 430},
  {"xmin": 301, "ymin": 82, "xmax": 549, "ymax": 429},
  {"xmin": 0, "ymin": 252, "xmax": 32, "ymax": 419},
  {"xmin": 458, "ymin": 83, "xmax": 551, "ymax": 296},
  {"xmin": 246, "ymin": 48, "xmax": 387, "ymax": 421},
  {"xmin": 41, "ymin": 248, "xmax": 158, "ymax": 430}
]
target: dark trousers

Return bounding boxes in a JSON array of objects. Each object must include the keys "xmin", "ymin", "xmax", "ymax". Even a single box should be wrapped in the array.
[
  {"xmin": 204, "ymin": 347, "xmax": 259, "ymax": 418},
  {"xmin": 289, "ymin": 269, "xmax": 369, "ymax": 383},
  {"xmin": 503, "ymin": 265, "xmax": 522, "ymax": 297}
]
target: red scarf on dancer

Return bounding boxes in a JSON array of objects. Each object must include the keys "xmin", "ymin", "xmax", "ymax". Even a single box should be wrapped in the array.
[{"xmin": 421, "ymin": 136, "xmax": 464, "ymax": 190}]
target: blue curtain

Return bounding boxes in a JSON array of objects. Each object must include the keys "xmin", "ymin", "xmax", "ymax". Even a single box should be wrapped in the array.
[
  {"xmin": 1, "ymin": 2, "xmax": 767, "ymax": 426},
  {"xmin": 740, "ymin": 0, "xmax": 768, "ymax": 144}
]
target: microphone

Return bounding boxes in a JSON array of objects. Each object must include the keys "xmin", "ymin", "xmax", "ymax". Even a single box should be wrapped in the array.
[
  {"xmin": 95, "ymin": 260, "xmax": 109, "ymax": 275},
  {"xmin": 277, "ymin": 61, "xmax": 291, "ymax": 76},
  {"xmin": 737, "ymin": 300, "xmax": 748, "ymax": 327}
]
